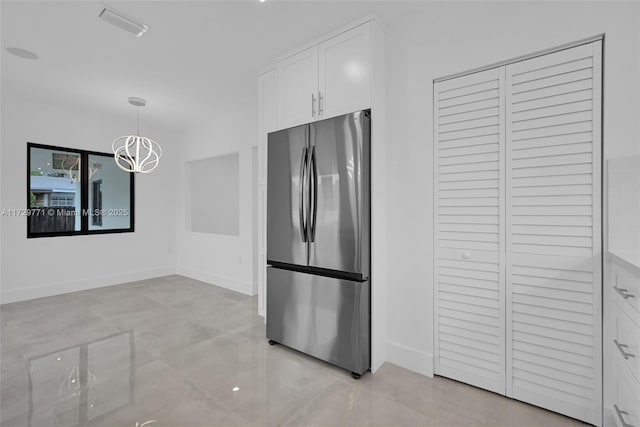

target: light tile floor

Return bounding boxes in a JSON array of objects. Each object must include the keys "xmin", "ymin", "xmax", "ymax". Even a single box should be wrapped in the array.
[{"xmin": 1, "ymin": 276, "xmax": 587, "ymax": 426}]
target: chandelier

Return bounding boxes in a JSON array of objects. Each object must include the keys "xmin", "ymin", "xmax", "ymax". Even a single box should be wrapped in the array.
[{"xmin": 112, "ymin": 97, "xmax": 162, "ymax": 173}]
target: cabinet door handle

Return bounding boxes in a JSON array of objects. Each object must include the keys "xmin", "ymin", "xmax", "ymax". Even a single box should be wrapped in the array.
[
  {"xmin": 614, "ymin": 404, "xmax": 635, "ymax": 427},
  {"xmin": 614, "ymin": 286, "xmax": 635, "ymax": 299},
  {"xmin": 311, "ymin": 93, "xmax": 316, "ymax": 118},
  {"xmin": 318, "ymin": 92, "xmax": 324, "ymax": 117},
  {"xmin": 614, "ymin": 339, "xmax": 636, "ymax": 360}
]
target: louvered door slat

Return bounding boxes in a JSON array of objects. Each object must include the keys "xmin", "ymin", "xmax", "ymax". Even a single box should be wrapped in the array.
[
  {"xmin": 511, "ymin": 79, "xmax": 593, "ymax": 104},
  {"xmin": 511, "ymin": 54, "xmax": 592, "ymax": 84},
  {"xmin": 512, "ymin": 68, "xmax": 593, "ymax": 94},
  {"xmin": 440, "ymin": 142, "xmax": 500, "ymax": 157},
  {"xmin": 505, "ymin": 40, "xmax": 602, "ymax": 425},
  {"xmin": 438, "ymin": 133, "xmax": 500, "ymax": 150},
  {"xmin": 439, "ymin": 151, "xmax": 499, "ymax": 165},
  {"xmin": 513, "ymin": 348, "xmax": 594, "ymax": 377},
  {"xmin": 512, "ymin": 184, "xmax": 593, "ymax": 196},
  {"xmin": 511, "ymin": 132, "xmax": 593, "ymax": 151},
  {"xmin": 512, "ymin": 89, "xmax": 592, "ymax": 113},
  {"xmin": 434, "ymin": 67, "xmax": 506, "ymax": 395},
  {"xmin": 440, "ymin": 188, "xmax": 500, "ymax": 199},
  {"xmin": 512, "ymin": 99, "xmax": 593, "ymax": 122},
  {"xmin": 439, "ymin": 106, "xmax": 500, "ymax": 124},
  {"xmin": 439, "ymin": 89, "xmax": 500, "ymax": 109},
  {"xmin": 513, "ymin": 143, "xmax": 592, "ymax": 159}
]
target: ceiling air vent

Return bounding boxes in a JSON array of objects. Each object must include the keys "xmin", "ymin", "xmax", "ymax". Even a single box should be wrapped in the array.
[{"xmin": 98, "ymin": 6, "xmax": 149, "ymax": 37}]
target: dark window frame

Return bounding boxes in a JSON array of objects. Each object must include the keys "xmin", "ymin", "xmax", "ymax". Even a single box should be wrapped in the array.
[{"xmin": 27, "ymin": 142, "xmax": 135, "ymax": 238}]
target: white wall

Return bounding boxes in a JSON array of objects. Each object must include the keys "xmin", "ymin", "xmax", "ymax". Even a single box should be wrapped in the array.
[
  {"xmin": 0, "ymin": 95, "xmax": 179, "ymax": 303},
  {"xmin": 188, "ymin": 153, "xmax": 240, "ymax": 236},
  {"xmin": 176, "ymin": 106, "xmax": 258, "ymax": 296},
  {"xmin": 383, "ymin": 1, "xmax": 640, "ymax": 376}
]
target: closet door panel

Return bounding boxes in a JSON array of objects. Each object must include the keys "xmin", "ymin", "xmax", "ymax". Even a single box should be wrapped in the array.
[
  {"xmin": 505, "ymin": 41, "xmax": 602, "ymax": 425},
  {"xmin": 434, "ymin": 68, "xmax": 506, "ymax": 395}
]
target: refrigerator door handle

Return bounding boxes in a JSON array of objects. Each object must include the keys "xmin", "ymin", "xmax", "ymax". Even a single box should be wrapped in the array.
[
  {"xmin": 310, "ymin": 146, "xmax": 318, "ymax": 242},
  {"xmin": 299, "ymin": 147, "xmax": 308, "ymax": 242}
]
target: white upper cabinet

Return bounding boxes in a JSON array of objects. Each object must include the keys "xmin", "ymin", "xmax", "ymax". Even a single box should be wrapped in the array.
[
  {"xmin": 277, "ymin": 22, "xmax": 372, "ymax": 129},
  {"xmin": 318, "ymin": 21, "xmax": 371, "ymax": 120},
  {"xmin": 259, "ymin": 69, "xmax": 279, "ymax": 135},
  {"xmin": 277, "ymin": 46, "xmax": 318, "ymax": 129}
]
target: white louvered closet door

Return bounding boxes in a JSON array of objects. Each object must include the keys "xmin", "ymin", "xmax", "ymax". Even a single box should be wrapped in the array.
[
  {"xmin": 505, "ymin": 41, "xmax": 602, "ymax": 425},
  {"xmin": 435, "ymin": 40, "xmax": 602, "ymax": 425},
  {"xmin": 434, "ymin": 67, "xmax": 506, "ymax": 394}
]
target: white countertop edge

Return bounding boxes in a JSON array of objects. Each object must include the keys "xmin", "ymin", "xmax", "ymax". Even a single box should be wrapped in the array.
[{"xmin": 608, "ymin": 250, "xmax": 640, "ymax": 277}]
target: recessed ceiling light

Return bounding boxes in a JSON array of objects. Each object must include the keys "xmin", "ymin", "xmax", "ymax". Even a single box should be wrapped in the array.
[
  {"xmin": 98, "ymin": 6, "xmax": 149, "ymax": 37},
  {"xmin": 6, "ymin": 47, "xmax": 39, "ymax": 60}
]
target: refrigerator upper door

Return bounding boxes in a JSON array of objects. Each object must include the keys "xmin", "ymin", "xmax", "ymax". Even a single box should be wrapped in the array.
[
  {"xmin": 267, "ymin": 124, "xmax": 310, "ymax": 266},
  {"xmin": 308, "ymin": 111, "xmax": 370, "ymax": 278}
]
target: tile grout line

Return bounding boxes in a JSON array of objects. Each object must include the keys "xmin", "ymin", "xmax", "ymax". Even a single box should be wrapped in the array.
[{"xmin": 276, "ymin": 375, "xmax": 340, "ymax": 426}]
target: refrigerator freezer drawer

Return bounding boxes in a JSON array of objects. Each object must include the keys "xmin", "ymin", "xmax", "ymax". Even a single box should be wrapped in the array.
[{"xmin": 266, "ymin": 267, "xmax": 370, "ymax": 375}]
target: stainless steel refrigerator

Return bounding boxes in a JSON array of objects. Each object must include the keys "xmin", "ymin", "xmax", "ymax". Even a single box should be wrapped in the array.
[{"xmin": 266, "ymin": 110, "xmax": 370, "ymax": 377}]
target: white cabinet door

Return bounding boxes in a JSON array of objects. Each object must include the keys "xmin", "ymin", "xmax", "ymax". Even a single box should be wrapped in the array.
[
  {"xmin": 277, "ymin": 46, "xmax": 318, "ymax": 129},
  {"xmin": 434, "ymin": 67, "xmax": 506, "ymax": 395},
  {"xmin": 505, "ymin": 41, "xmax": 602, "ymax": 425},
  {"xmin": 318, "ymin": 22, "xmax": 371, "ymax": 120}
]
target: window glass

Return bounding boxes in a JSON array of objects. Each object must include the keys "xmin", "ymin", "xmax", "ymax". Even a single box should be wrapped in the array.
[
  {"xmin": 88, "ymin": 154, "xmax": 131, "ymax": 231},
  {"xmin": 29, "ymin": 146, "xmax": 82, "ymax": 233}
]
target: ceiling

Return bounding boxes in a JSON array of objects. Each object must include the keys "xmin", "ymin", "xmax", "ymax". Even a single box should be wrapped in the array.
[{"xmin": 1, "ymin": 1, "xmax": 421, "ymax": 134}]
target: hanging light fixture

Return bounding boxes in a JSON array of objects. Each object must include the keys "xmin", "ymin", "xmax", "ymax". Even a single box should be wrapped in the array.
[{"xmin": 112, "ymin": 97, "xmax": 162, "ymax": 173}]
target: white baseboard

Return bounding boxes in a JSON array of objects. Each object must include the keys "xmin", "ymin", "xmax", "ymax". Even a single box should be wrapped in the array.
[
  {"xmin": 0, "ymin": 267, "xmax": 176, "ymax": 305},
  {"xmin": 386, "ymin": 341, "xmax": 434, "ymax": 377},
  {"xmin": 176, "ymin": 265, "xmax": 254, "ymax": 296}
]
